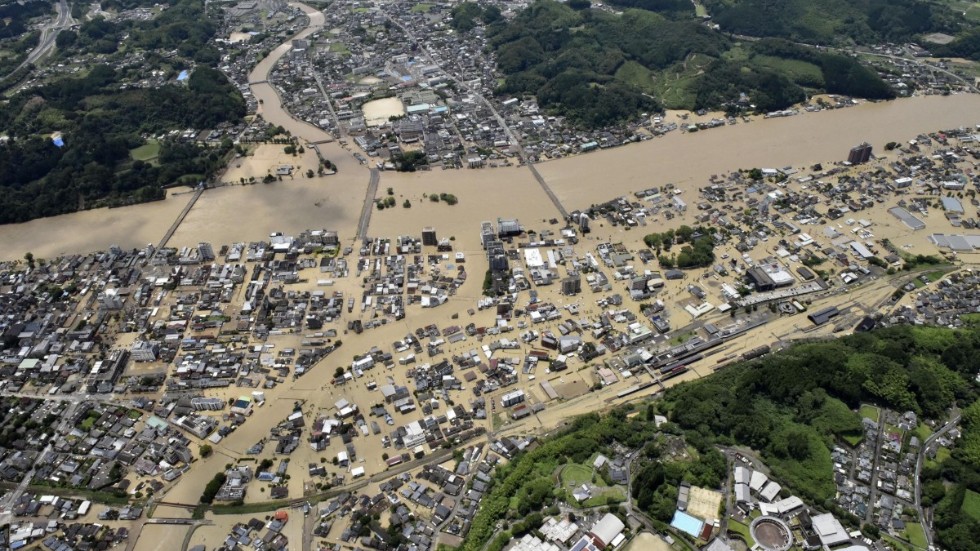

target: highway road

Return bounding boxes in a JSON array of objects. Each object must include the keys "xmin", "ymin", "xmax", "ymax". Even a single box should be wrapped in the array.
[
  {"xmin": 0, "ymin": 389, "xmax": 127, "ymax": 408},
  {"xmin": 356, "ymin": 168, "xmax": 380, "ymax": 240},
  {"xmin": 6, "ymin": 0, "xmax": 72, "ymax": 79}
]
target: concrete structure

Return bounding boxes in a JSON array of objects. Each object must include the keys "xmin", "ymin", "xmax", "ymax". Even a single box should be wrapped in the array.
[
  {"xmin": 847, "ymin": 142, "xmax": 872, "ymax": 164},
  {"xmin": 501, "ymin": 389, "xmax": 526, "ymax": 408},
  {"xmin": 588, "ymin": 513, "xmax": 625, "ymax": 549},
  {"xmin": 810, "ymin": 513, "xmax": 850, "ymax": 547},
  {"xmin": 421, "ymin": 227, "xmax": 437, "ymax": 246}
]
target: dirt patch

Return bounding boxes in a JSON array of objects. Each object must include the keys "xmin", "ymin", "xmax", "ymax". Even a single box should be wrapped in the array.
[{"xmin": 688, "ymin": 485, "xmax": 723, "ymax": 523}]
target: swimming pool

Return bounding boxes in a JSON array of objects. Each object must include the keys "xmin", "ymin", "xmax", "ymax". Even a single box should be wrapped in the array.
[{"xmin": 670, "ymin": 510, "xmax": 705, "ymax": 538}]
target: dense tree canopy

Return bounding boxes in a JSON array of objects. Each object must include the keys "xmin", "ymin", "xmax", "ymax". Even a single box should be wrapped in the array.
[
  {"xmin": 660, "ymin": 324, "xmax": 979, "ymax": 511},
  {"xmin": 704, "ymin": 0, "xmax": 960, "ymax": 45},
  {"xmin": 480, "ymin": 0, "xmax": 897, "ymax": 127},
  {"xmin": 0, "ymin": 65, "xmax": 244, "ymax": 223},
  {"xmin": 457, "ymin": 324, "xmax": 980, "ymax": 551}
]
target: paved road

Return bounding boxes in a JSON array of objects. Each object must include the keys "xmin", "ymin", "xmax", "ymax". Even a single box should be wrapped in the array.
[
  {"xmin": 6, "ymin": 0, "xmax": 72, "ymax": 79},
  {"xmin": 624, "ymin": 450, "xmax": 655, "ymax": 532},
  {"xmin": 857, "ymin": 50, "xmax": 979, "ymax": 94},
  {"xmin": 915, "ymin": 413, "xmax": 961, "ymax": 547},
  {"xmin": 312, "ymin": 72, "xmax": 344, "ymax": 139},
  {"xmin": 158, "ymin": 185, "xmax": 205, "ymax": 250},
  {"xmin": 865, "ymin": 416, "xmax": 887, "ymax": 524},
  {"xmin": 356, "ymin": 168, "xmax": 380, "ymax": 240},
  {"xmin": 0, "ymin": 400, "xmax": 78, "ymax": 525},
  {"xmin": 0, "ymin": 390, "xmax": 127, "ymax": 408}
]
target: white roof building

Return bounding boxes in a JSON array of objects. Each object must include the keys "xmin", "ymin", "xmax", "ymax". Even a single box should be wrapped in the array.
[
  {"xmin": 812, "ymin": 513, "xmax": 851, "ymax": 547},
  {"xmin": 735, "ymin": 483, "xmax": 751, "ymax": 504},
  {"xmin": 760, "ymin": 481, "xmax": 782, "ymax": 502},
  {"xmin": 749, "ymin": 470, "xmax": 769, "ymax": 491},
  {"xmin": 524, "ymin": 248, "xmax": 545, "ymax": 269},
  {"xmin": 540, "ymin": 517, "xmax": 579, "ymax": 544},
  {"xmin": 510, "ymin": 533, "xmax": 561, "ymax": 551},
  {"xmin": 589, "ymin": 513, "xmax": 625, "ymax": 548},
  {"xmin": 734, "ymin": 466, "xmax": 750, "ymax": 485},
  {"xmin": 759, "ymin": 496, "xmax": 804, "ymax": 516}
]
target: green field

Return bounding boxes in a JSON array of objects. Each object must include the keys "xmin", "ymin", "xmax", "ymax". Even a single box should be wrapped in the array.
[
  {"xmin": 913, "ymin": 423, "xmax": 933, "ymax": 443},
  {"xmin": 614, "ymin": 61, "xmax": 657, "ymax": 94},
  {"xmin": 560, "ymin": 463, "xmax": 595, "ymax": 487},
  {"xmin": 926, "ymin": 446, "xmax": 951, "ymax": 470},
  {"xmin": 329, "ymin": 42, "xmax": 350, "ymax": 54},
  {"xmin": 859, "ymin": 404, "xmax": 880, "ymax": 423},
  {"xmin": 651, "ymin": 54, "xmax": 715, "ymax": 110},
  {"xmin": 902, "ymin": 523, "xmax": 928, "ymax": 549},
  {"xmin": 883, "ymin": 534, "xmax": 915, "ymax": 551},
  {"xmin": 176, "ymin": 173, "xmax": 205, "ymax": 184},
  {"xmin": 727, "ymin": 519, "xmax": 756, "ymax": 547},
  {"xmin": 751, "ymin": 55, "xmax": 824, "ymax": 87},
  {"xmin": 558, "ymin": 462, "xmax": 626, "ymax": 507},
  {"xmin": 943, "ymin": 1, "xmax": 980, "ymax": 22},
  {"xmin": 130, "ymin": 141, "xmax": 161, "ymax": 164},
  {"xmin": 410, "ymin": 3, "xmax": 434, "ymax": 13},
  {"xmin": 962, "ymin": 489, "xmax": 980, "ymax": 521}
]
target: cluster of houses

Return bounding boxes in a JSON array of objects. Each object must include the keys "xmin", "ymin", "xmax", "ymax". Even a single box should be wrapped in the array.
[
  {"xmin": 865, "ymin": 43, "xmax": 979, "ymax": 96},
  {"xmin": 31, "ymin": 522, "xmax": 129, "ymax": 551},
  {"xmin": 834, "ymin": 409, "xmax": 936, "ymax": 537},
  {"xmin": 313, "ymin": 442, "xmax": 498, "ymax": 545},
  {"xmin": 354, "ymin": 235, "xmax": 466, "ymax": 316},
  {"xmin": 212, "ymin": 0, "xmax": 980, "ymax": 172},
  {"xmin": 196, "ymin": 510, "xmax": 292, "ymax": 551},
  {"xmin": 729, "ymin": 458, "xmax": 875, "ymax": 551},
  {"xmin": 888, "ymin": 268, "xmax": 980, "ymax": 326},
  {"xmin": 579, "ymin": 127, "xmax": 980, "ymax": 320},
  {"xmin": 0, "ymin": 392, "xmax": 197, "ymax": 505},
  {"xmin": 4, "ymin": 496, "xmax": 130, "ymax": 549},
  {"xmin": 509, "ymin": 512, "xmax": 626, "ymax": 551}
]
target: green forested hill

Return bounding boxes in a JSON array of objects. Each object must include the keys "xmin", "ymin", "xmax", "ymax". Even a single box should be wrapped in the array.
[
  {"xmin": 458, "ymin": 324, "xmax": 980, "ymax": 551},
  {"xmin": 660, "ymin": 324, "xmax": 980, "ymax": 551},
  {"xmin": 0, "ymin": 0, "xmax": 244, "ymax": 224},
  {"xmin": 703, "ymin": 0, "xmax": 962, "ymax": 44},
  {"xmin": 0, "ymin": 64, "xmax": 244, "ymax": 223},
  {"xmin": 479, "ymin": 1, "xmax": 897, "ymax": 127}
]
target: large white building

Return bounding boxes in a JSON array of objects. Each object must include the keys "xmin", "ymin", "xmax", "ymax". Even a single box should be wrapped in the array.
[{"xmin": 811, "ymin": 513, "xmax": 850, "ymax": 547}]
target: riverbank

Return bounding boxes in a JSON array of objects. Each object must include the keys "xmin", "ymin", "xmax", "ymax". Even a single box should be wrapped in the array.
[{"xmin": 1, "ymin": 0, "xmax": 978, "ymax": 262}]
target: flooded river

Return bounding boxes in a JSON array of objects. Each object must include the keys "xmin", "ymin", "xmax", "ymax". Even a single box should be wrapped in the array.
[
  {"xmin": 540, "ymin": 93, "xmax": 980, "ymax": 209},
  {"xmin": 247, "ymin": 3, "xmax": 365, "ymax": 175},
  {"xmin": 0, "ymin": 0, "xmax": 977, "ymax": 261}
]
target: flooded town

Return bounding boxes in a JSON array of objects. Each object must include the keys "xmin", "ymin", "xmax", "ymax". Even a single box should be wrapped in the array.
[{"xmin": 0, "ymin": 1, "xmax": 979, "ymax": 551}]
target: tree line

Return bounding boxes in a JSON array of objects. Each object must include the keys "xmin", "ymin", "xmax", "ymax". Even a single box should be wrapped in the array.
[
  {"xmin": 703, "ymin": 0, "xmax": 961, "ymax": 45},
  {"xmin": 55, "ymin": 0, "xmax": 220, "ymax": 63},
  {"xmin": 474, "ymin": 0, "xmax": 898, "ymax": 127},
  {"xmin": 658, "ymin": 324, "xmax": 979, "ymax": 542},
  {"xmin": 456, "ymin": 324, "xmax": 980, "ymax": 551},
  {"xmin": 0, "ymin": 64, "xmax": 244, "ymax": 223},
  {"xmin": 644, "ymin": 225, "xmax": 716, "ymax": 269}
]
